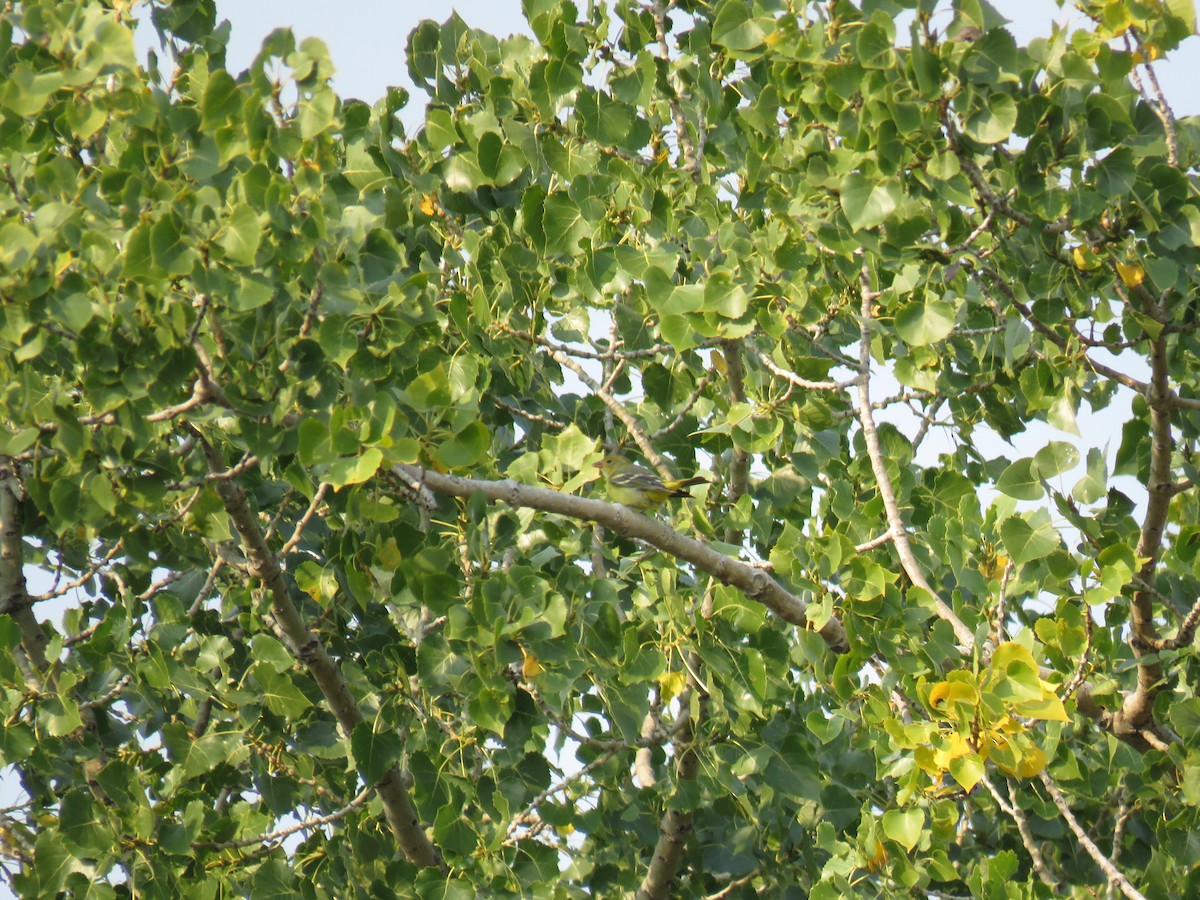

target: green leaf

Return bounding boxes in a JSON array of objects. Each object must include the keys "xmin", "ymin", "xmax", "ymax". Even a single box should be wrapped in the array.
[
  {"xmin": 712, "ymin": 0, "xmax": 768, "ymax": 52},
  {"xmin": 542, "ymin": 193, "xmax": 588, "ymax": 254},
  {"xmin": 1033, "ymin": 441, "xmax": 1079, "ymax": 478},
  {"xmin": 964, "ymin": 93, "xmax": 1017, "ymax": 144},
  {"xmin": 999, "ymin": 514, "xmax": 1060, "ymax": 565},
  {"xmin": 895, "ymin": 296, "xmax": 955, "ymax": 346},
  {"xmin": 253, "ymin": 664, "xmax": 313, "ymax": 717},
  {"xmin": 351, "ymin": 722, "xmax": 403, "ymax": 784},
  {"xmin": 996, "ymin": 459, "xmax": 1043, "ymax": 500},
  {"xmin": 150, "ymin": 215, "xmax": 197, "ymax": 276},
  {"xmin": 250, "ymin": 634, "xmax": 295, "ymax": 673},
  {"xmin": 217, "ymin": 205, "xmax": 262, "ymax": 265},
  {"xmin": 840, "ymin": 174, "xmax": 901, "ymax": 231},
  {"xmin": 435, "ymin": 422, "xmax": 489, "ymax": 469},
  {"xmin": 201, "ymin": 70, "xmax": 243, "ymax": 132},
  {"xmin": 0, "ymin": 221, "xmax": 41, "ymax": 269},
  {"xmin": 467, "ymin": 685, "xmax": 513, "ymax": 735},
  {"xmin": 882, "ymin": 808, "xmax": 925, "ymax": 851},
  {"xmin": 327, "ymin": 448, "xmax": 383, "ymax": 488},
  {"xmin": 299, "ymin": 88, "xmax": 337, "ymax": 138},
  {"xmin": 1075, "ymin": 446, "xmax": 1108, "ymax": 504}
]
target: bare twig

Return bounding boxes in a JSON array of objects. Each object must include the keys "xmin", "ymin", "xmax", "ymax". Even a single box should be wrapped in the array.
[
  {"xmin": 982, "ymin": 775, "xmax": 1060, "ymax": 890},
  {"xmin": 852, "ymin": 268, "xmax": 975, "ymax": 650},
  {"xmin": 543, "ymin": 345, "xmax": 664, "ymax": 474},
  {"xmin": 1125, "ymin": 33, "xmax": 1178, "ymax": 167},
  {"xmin": 855, "ymin": 531, "xmax": 894, "ymax": 553},
  {"xmin": 649, "ymin": 373, "xmax": 713, "ymax": 442},
  {"xmin": 1039, "ymin": 772, "xmax": 1148, "ymax": 900},
  {"xmin": 279, "ymin": 483, "xmax": 330, "ymax": 556},
  {"xmin": 752, "ymin": 347, "xmax": 851, "ymax": 392},
  {"xmin": 32, "ymin": 539, "xmax": 125, "ymax": 602},
  {"xmin": 197, "ymin": 784, "xmax": 373, "ymax": 851}
]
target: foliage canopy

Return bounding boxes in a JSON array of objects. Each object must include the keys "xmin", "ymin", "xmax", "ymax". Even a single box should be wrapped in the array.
[{"xmin": 1, "ymin": 0, "xmax": 1200, "ymax": 896}]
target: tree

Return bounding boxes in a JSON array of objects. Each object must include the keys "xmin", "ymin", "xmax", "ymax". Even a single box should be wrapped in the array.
[{"xmin": 1, "ymin": 0, "xmax": 1198, "ymax": 895}]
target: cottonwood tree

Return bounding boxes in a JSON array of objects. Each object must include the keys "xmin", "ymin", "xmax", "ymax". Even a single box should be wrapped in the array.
[{"xmin": 1, "ymin": 0, "xmax": 1199, "ymax": 896}]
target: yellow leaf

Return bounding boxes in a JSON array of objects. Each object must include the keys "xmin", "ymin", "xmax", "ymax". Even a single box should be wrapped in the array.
[
  {"xmin": 866, "ymin": 839, "xmax": 888, "ymax": 871},
  {"xmin": 418, "ymin": 193, "xmax": 440, "ymax": 216},
  {"xmin": 657, "ymin": 669, "xmax": 687, "ymax": 703},
  {"xmin": 979, "ymin": 553, "xmax": 1009, "ymax": 581},
  {"xmin": 1013, "ymin": 693, "xmax": 1070, "ymax": 722},
  {"xmin": 521, "ymin": 648, "xmax": 544, "ymax": 679},
  {"xmin": 1016, "ymin": 745, "xmax": 1048, "ymax": 778},
  {"xmin": 711, "ymin": 348, "xmax": 728, "ymax": 376},
  {"xmin": 931, "ymin": 731, "xmax": 973, "ymax": 770},
  {"xmin": 1115, "ymin": 261, "xmax": 1144, "ymax": 287},
  {"xmin": 1072, "ymin": 245, "xmax": 1100, "ymax": 270},
  {"xmin": 1132, "ymin": 43, "xmax": 1162, "ymax": 64}
]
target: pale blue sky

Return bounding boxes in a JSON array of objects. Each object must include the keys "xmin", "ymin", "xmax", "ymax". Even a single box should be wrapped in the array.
[{"xmin": 209, "ymin": 1, "xmax": 1200, "ymax": 119}]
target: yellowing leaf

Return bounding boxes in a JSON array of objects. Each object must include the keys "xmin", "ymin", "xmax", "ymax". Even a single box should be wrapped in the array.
[
  {"xmin": 657, "ymin": 669, "xmax": 687, "ymax": 703},
  {"xmin": 521, "ymin": 648, "xmax": 544, "ymax": 678},
  {"xmin": 866, "ymin": 839, "xmax": 888, "ymax": 871},
  {"xmin": 931, "ymin": 731, "xmax": 973, "ymax": 770},
  {"xmin": 1013, "ymin": 694, "xmax": 1070, "ymax": 722},
  {"xmin": 1015, "ymin": 745, "xmax": 1048, "ymax": 778},
  {"xmin": 1115, "ymin": 261, "xmax": 1144, "ymax": 287},
  {"xmin": 1132, "ymin": 43, "xmax": 1162, "ymax": 64},
  {"xmin": 989, "ymin": 641, "xmax": 1040, "ymax": 674},
  {"xmin": 418, "ymin": 193, "xmax": 440, "ymax": 216},
  {"xmin": 949, "ymin": 752, "xmax": 986, "ymax": 792},
  {"xmin": 1072, "ymin": 245, "xmax": 1100, "ymax": 270},
  {"xmin": 979, "ymin": 554, "xmax": 1009, "ymax": 581}
]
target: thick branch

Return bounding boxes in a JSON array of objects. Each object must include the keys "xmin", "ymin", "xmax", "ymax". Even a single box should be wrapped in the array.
[
  {"xmin": 195, "ymin": 434, "xmax": 441, "ymax": 868},
  {"xmin": 637, "ymin": 700, "xmax": 699, "ymax": 899},
  {"xmin": 1116, "ymin": 322, "xmax": 1171, "ymax": 733},
  {"xmin": 392, "ymin": 465, "xmax": 850, "ymax": 653},
  {"xmin": 0, "ymin": 459, "xmax": 47, "ymax": 681}
]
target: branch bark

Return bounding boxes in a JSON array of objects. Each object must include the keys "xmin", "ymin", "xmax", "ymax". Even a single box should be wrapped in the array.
[
  {"xmin": 853, "ymin": 271, "xmax": 976, "ymax": 651},
  {"xmin": 194, "ymin": 432, "xmax": 442, "ymax": 868},
  {"xmin": 391, "ymin": 464, "xmax": 850, "ymax": 653},
  {"xmin": 1039, "ymin": 772, "xmax": 1148, "ymax": 900},
  {"xmin": 1113, "ymin": 315, "xmax": 1171, "ymax": 735},
  {"xmin": 0, "ymin": 458, "xmax": 48, "ymax": 683}
]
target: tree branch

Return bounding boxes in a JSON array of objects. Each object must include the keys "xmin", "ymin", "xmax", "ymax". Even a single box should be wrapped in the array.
[
  {"xmin": 853, "ymin": 269, "xmax": 976, "ymax": 650},
  {"xmin": 982, "ymin": 774, "xmax": 1060, "ymax": 890},
  {"xmin": 1039, "ymin": 771, "xmax": 1148, "ymax": 900},
  {"xmin": 192, "ymin": 430, "xmax": 442, "ymax": 868},
  {"xmin": 0, "ymin": 459, "xmax": 48, "ymax": 682},
  {"xmin": 391, "ymin": 464, "xmax": 850, "ymax": 653}
]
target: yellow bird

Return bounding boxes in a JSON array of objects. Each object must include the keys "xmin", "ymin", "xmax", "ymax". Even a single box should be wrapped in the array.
[{"xmin": 593, "ymin": 453, "xmax": 707, "ymax": 511}]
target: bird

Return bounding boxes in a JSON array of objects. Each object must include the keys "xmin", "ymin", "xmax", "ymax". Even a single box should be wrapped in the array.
[{"xmin": 593, "ymin": 453, "xmax": 707, "ymax": 511}]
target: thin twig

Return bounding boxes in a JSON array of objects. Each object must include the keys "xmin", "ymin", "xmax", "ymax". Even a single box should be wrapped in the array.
[
  {"xmin": 279, "ymin": 483, "xmax": 330, "ymax": 556},
  {"xmin": 31, "ymin": 540, "xmax": 125, "ymax": 602},
  {"xmin": 853, "ymin": 267, "xmax": 975, "ymax": 650},
  {"xmin": 982, "ymin": 775, "xmax": 1059, "ymax": 889},
  {"xmin": 197, "ymin": 784, "xmax": 373, "ymax": 851},
  {"xmin": 1039, "ymin": 772, "xmax": 1148, "ymax": 900}
]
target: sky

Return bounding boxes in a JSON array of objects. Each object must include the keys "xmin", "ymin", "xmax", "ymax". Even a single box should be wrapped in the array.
[{"xmin": 206, "ymin": 0, "xmax": 1200, "ymax": 119}]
